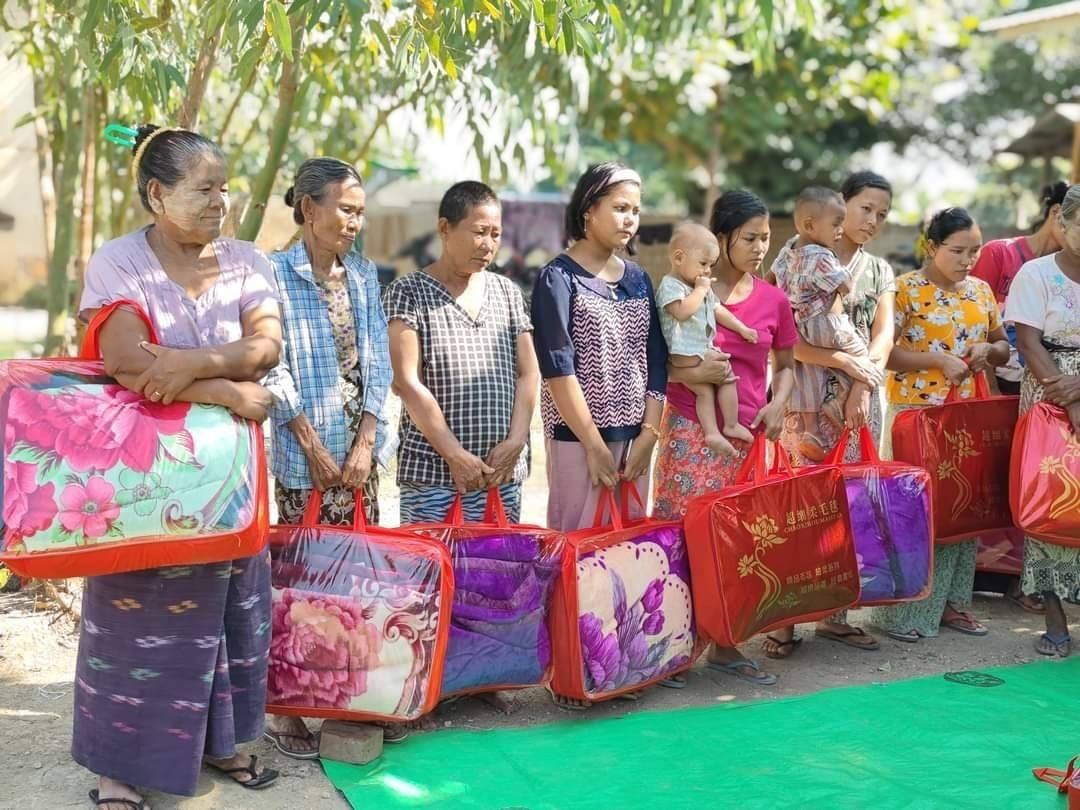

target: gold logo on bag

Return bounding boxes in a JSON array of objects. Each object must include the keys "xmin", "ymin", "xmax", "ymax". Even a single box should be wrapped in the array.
[
  {"xmin": 938, "ymin": 428, "xmax": 979, "ymax": 519},
  {"xmin": 738, "ymin": 515, "xmax": 787, "ymax": 612},
  {"xmin": 1038, "ymin": 426, "xmax": 1080, "ymax": 520}
]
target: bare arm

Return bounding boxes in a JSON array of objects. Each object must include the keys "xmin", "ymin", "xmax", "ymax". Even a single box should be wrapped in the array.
[
  {"xmin": 664, "ymin": 286, "xmax": 709, "ymax": 322},
  {"xmin": 867, "ymin": 291, "xmax": 895, "ymax": 366},
  {"xmin": 713, "ymin": 302, "xmax": 753, "ymax": 336},
  {"xmin": 1014, "ymin": 323, "xmax": 1061, "ymax": 383},
  {"xmin": 752, "ymin": 347, "xmax": 795, "ymax": 440},
  {"xmin": 484, "ymin": 333, "xmax": 540, "ymax": 486}
]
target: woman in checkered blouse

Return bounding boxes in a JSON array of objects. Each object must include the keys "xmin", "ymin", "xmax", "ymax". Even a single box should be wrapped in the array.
[{"xmin": 384, "ymin": 181, "xmax": 540, "ymax": 524}]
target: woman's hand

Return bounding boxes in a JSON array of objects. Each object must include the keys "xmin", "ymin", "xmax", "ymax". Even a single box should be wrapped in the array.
[
  {"xmin": 838, "ymin": 354, "xmax": 884, "ymax": 387},
  {"xmin": 135, "ymin": 343, "xmax": 201, "ymax": 404},
  {"xmin": 1042, "ymin": 374, "xmax": 1080, "ymax": 407},
  {"xmin": 621, "ymin": 437, "xmax": 655, "ymax": 483},
  {"xmin": 844, "ymin": 387, "xmax": 871, "ymax": 430},
  {"xmin": 965, "ymin": 343, "xmax": 997, "ymax": 375},
  {"xmin": 341, "ymin": 439, "xmax": 373, "ymax": 490},
  {"xmin": 751, "ymin": 399, "xmax": 786, "ymax": 441},
  {"xmin": 304, "ymin": 436, "xmax": 343, "ymax": 492},
  {"xmin": 223, "ymin": 381, "xmax": 274, "ymax": 423},
  {"xmin": 484, "ymin": 437, "xmax": 526, "ymax": 487},
  {"xmin": 447, "ymin": 449, "xmax": 495, "ymax": 494},
  {"xmin": 939, "ymin": 354, "xmax": 971, "ymax": 387},
  {"xmin": 585, "ymin": 441, "xmax": 619, "ymax": 489}
]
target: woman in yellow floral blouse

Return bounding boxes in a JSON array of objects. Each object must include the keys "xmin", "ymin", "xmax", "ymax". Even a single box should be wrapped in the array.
[{"xmin": 871, "ymin": 208, "xmax": 1011, "ymax": 642}]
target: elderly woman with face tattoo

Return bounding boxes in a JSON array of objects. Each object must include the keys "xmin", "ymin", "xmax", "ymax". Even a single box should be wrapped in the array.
[{"xmin": 73, "ymin": 124, "xmax": 282, "ymax": 809}]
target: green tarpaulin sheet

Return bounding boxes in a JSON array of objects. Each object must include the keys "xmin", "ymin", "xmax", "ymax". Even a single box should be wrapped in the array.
[{"xmin": 322, "ymin": 659, "xmax": 1080, "ymax": 809}]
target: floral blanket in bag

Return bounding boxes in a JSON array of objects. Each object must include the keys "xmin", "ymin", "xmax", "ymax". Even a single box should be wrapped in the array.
[
  {"xmin": 267, "ymin": 528, "xmax": 451, "ymax": 721},
  {"xmin": 0, "ymin": 361, "xmax": 260, "ymax": 576},
  {"xmin": 551, "ymin": 508, "xmax": 698, "ymax": 701}
]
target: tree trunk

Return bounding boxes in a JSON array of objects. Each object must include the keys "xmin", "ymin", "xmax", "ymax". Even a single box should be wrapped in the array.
[
  {"xmin": 702, "ymin": 138, "xmax": 720, "ymax": 225},
  {"xmin": 32, "ymin": 74, "xmax": 56, "ymax": 264},
  {"xmin": 216, "ymin": 35, "xmax": 267, "ymax": 142},
  {"xmin": 44, "ymin": 71, "xmax": 85, "ymax": 356},
  {"xmin": 237, "ymin": 17, "xmax": 305, "ymax": 243},
  {"xmin": 68, "ymin": 85, "xmax": 98, "ymax": 351},
  {"xmin": 176, "ymin": 11, "xmax": 223, "ymax": 129}
]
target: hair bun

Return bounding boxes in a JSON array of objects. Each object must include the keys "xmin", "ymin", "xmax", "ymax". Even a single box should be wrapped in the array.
[
  {"xmin": 132, "ymin": 124, "xmax": 160, "ymax": 156},
  {"xmin": 284, "ymin": 186, "xmax": 296, "ymax": 207}
]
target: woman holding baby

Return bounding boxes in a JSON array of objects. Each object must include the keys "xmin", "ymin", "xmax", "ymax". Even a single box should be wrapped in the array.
[{"xmin": 769, "ymin": 170, "xmax": 898, "ymax": 657}]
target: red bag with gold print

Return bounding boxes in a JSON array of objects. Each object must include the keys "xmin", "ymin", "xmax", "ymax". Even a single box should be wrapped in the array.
[
  {"xmin": 683, "ymin": 436, "xmax": 859, "ymax": 648},
  {"xmin": 891, "ymin": 374, "xmax": 1018, "ymax": 544},
  {"xmin": 1010, "ymin": 402, "xmax": 1080, "ymax": 546}
]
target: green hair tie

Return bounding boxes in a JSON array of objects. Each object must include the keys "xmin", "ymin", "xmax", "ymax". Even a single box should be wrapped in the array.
[{"xmin": 104, "ymin": 123, "xmax": 138, "ymax": 148}]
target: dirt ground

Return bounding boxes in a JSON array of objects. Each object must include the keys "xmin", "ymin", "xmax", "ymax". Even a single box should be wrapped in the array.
[{"xmin": 2, "ymin": 404, "xmax": 1077, "ymax": 809}]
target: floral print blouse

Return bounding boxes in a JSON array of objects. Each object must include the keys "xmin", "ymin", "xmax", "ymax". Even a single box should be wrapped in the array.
[{"xmin": 887, "ymin": 270, "xmax": 1001, "ymax": 406}]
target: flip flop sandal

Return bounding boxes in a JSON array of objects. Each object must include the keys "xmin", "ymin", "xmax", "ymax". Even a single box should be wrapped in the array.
[
  {"xmin": 380, "ymin": 724, "xmax": 410, "ymax": 744},
  {"xmin": 704, "ymin": 658, "xmax": 778, "ymax": 686},
  {"xmin": 762, "ymin": 634, "xmax": 803, "ymax": 660},
  {"xmin": 88, "ymin": 790, "xmax": 147, "ymax": 809},
  {"xmin": 1036, "ymin": 633, "xmax": 1072, "ymax": 658},
  {"xmin": 205, "ymin": 754, "xmax": 279, "ymax": 790},
  {"xmin": 263, "ymin": 729, "xmax": 320, "ymax": 760},
  {"xmin": 547, "ymin": 688, "xmax": 591, "ymax": 712},
  {"xmin": 941, "ymin": 615, "xmax": 988, "ymax": 636},
  {"xmin": 885, "ymin": 629, "xmax": 922, "ymax": 643},
  {"xmin": 815, "ymin": 627, "xmax": 880, "ymax": 651},
  {"xmin": 615, "ymin": 691, "xmax": 643, "ymax": 701},
  {"xmin": 1006, "ymin": 592, "xmax": 1047, "ymax": 614}
]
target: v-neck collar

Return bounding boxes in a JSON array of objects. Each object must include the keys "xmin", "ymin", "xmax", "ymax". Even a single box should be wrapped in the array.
[
  {"xmin": 557, "ymin": 254, "xmax": 636, "ymax": 299},
  {"xmin": 420, "ymin": 268, "xmax": 489, "ymax": 325}
]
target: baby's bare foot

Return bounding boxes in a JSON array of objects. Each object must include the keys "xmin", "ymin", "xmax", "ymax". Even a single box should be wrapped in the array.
[
  {"xmin": 705, "ymin": 432, "xmax": 737, "ymax": 458},
  {"xmin": 723, "ymin": 424, "xmax": 754, "ymax": 445}
]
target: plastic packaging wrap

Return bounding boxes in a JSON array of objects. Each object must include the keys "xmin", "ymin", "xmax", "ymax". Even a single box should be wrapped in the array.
[
  {"xmin": 550, "ymin": 484, "xmax": 699, "ymax": 702},
  {"xmin": 266, "ymin": 491, "xmax": 452, "ymax": 722},
  {"xmin": 824, "ymin": 428, "xmax": 933, "ymax": 606},
  {"xmin": 685, "ymin": 436, "xmax": 859, "ymax": 647},
  {"xmin": 891, "ymin": 374, "xmax": 1018, "ymax": 543},
  {"xmin": 1010, "ymin": 401, "xmax": 1080, "ymax": 547},
  {"xmin": 405, "ymin": 489, "xmax": 563, "ymax": 697},
  {"xmin": 0, "ymin": 359, "xmax": 266, "ymax": 578}
]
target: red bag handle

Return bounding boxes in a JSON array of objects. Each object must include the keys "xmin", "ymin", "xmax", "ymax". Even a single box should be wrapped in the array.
[
  {"xmin": 591, "ymin": 486, "xmax": 625, "ymax": 530},
  {"xmin": 823, "ymin": 425, "xmax": 881, "ymax": 466},
  {"xmin": 1033, "ymin": 756, "xmax": 1078, "ymax": 795},
  {"xmin": 443, "ymin": 488, "xmax": 511, "ymax": 527},
  {"xmin": 80, "ymin": 299, "xmax": 159, "ymax": 359},
  {"xmin": 302, "ymin": 489, "xmax": 368, "ymax": 532},
  {"xmin": 944, "ymin": 370, "xmax": 992, "ymax": 404},
  {"xmin": 736, "ymin": 433, "xmax": 795, "ymax": 484}
]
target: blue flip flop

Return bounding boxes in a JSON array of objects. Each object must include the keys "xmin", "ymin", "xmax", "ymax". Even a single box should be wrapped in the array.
[{"xmin": 704, "ymin": 658, "xmax": 778, "ymax": 686}]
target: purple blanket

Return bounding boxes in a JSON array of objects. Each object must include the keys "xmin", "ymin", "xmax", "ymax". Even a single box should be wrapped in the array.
[
  {"xmin": 845, "ymin": 470, "xmax": 932, "ymax": 604},
  {"xmin": 441, "ymin": 532, "xmax": 560, "ymax": 695}
]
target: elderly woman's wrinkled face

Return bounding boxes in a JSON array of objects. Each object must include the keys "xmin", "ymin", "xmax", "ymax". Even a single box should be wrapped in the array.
[
  {"xmin": 149, "ymin": 153, "xmax": 229, "ymax": 243},
  {"xmin": 440, "ymin": 203, "xmax": 502, "ymax": 275},
  {"xmin": 1061, "ymin": 212, "xmax": 1080, "ymax": 257},
  {"xmin": 304, "ymin": 180, "xmax": 366, "ymax": 256}
]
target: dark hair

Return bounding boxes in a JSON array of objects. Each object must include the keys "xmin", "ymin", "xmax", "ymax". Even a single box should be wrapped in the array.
[
  {"xmin": 924, "ymin": 207, "xmax": 977, "ymax": 246},
  {"xmin": 1032, "ymin": 181, "xmax": 1070, "ymax": 230},
  {"xmin": 438, "ymin": 181, "xmax": 500, "ymax": 226},
  {"xmin": 285, "ymin": 158, "xmax": 363, "ymax": 226},
  {"xmin": 708, "ymin": 189, "xmax": 769, "ymax": 264},
  {"xmin": 132, "ymin": 124, "xmax": 225, "ymax": 214},
  {"xmin": 795, "ymin": 185, "xmax": 843, "ymax": 209},
  {"xmin": 565, "ymin": 162, "xmax": 641, "ymax": 247},
  {"xmin": 840, "ymin": 170, "xmax": 892, "ymax": 202}
]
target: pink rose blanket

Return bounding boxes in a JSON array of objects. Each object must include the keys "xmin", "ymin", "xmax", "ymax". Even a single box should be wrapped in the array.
[
  {"xmin": 266, "ymin": 493, "xmax": 453, "ymax": 722},
  {"xmin": 0, "ymin": 360, "xmax": 266, "ymax": 578}
]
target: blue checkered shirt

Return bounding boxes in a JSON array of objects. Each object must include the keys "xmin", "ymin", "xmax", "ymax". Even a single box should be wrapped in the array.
[{"xmin": 264, "ymin": 242, "xmax": 392, "ymax": 488}]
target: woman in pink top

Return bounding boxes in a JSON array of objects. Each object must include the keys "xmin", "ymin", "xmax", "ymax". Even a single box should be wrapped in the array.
[
  {"xmin": 74, "ymin": 125, "xmax": 282, "ymax": 809},
  {"xmin": 653, "ymin": 189, "xmax": 798, "ymax": 687}
]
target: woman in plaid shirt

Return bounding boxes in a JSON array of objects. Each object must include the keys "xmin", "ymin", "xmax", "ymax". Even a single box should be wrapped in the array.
[
  {"xmin": 385, "ymin": 181, "xmax": 539, "ymax": 524},
  {"xmin": 263, "ymin": 158, "xmax": 393, "ymax": 756}
]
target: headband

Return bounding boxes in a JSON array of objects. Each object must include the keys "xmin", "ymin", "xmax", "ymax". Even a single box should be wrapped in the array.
[
  {"xmin": 132, "ymin": 127, "xmax": 180, "ymax": 175},
  {"xmin": 601, "ymin": 168, "xmax": 642, "ymax": 191}
]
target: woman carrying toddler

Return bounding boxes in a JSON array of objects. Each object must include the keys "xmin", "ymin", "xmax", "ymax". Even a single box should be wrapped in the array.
[{"xmin": 656, "ymin": 222, "xmax": 756, "ymax": 457}]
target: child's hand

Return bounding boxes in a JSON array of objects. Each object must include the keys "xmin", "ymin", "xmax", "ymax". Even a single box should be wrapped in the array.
[
  {"xmin": 738, "ymin": 326, "xmax": 759, "ymax": 344},
  {"xmin": 693, "ymin": 274, "xmax": 713, "ymax": 291}
]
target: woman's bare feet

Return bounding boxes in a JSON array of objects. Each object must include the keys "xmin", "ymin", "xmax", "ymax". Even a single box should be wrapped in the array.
[{"xmin": 91, "ymin": 776, "xmax": 148, "ymax": 809}]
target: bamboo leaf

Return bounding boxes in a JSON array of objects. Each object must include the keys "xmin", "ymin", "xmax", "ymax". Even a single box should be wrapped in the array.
[
  {"xmin": 480, "ymin": 0, "xmax": 502, "ymax": 19},
  {"xmin": 266, "ymin": 0, "xmax": 293, "ymax": 56}
]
